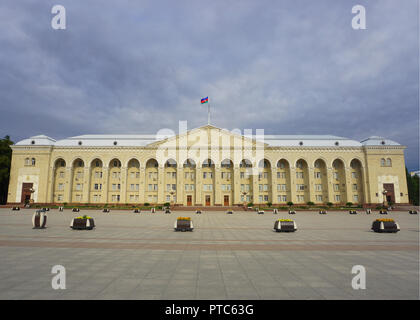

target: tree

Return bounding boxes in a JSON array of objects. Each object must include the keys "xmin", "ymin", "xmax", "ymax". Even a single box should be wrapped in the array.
[
  {"xmin": 406, "ymin": 168, "xmax": 419, "ymax": 206},
  {"xmin": 0, "ymin": 136, "xmax": 14, "ymax": 204}
]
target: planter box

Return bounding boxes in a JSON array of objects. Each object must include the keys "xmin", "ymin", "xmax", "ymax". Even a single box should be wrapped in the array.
[
  {"xmin": 32, "ymin": 210, "xmax": 47, "ymax": 229},
  {"xmin": 258, "ymin": 210, "xmax": 264, "ymax": 214},
  {"xmin": 72, "ymin": 208, "xmax": 80, "ymax": 212},
  {"xmin": 12, "ymin": 207, "xmax": 20, "ymax": 211},
  {"xmin": 174, "ymin": 219, "xmax": 194, "ymax": 231},
  {"xmin": 288, "ymin": 210, "xmax": 296, "ymax": 215},
  {"xmin": 103, "ymin": 209, "xmax": 110, "ymax": 213},
  {"xmin": 195, "ymin": 210, "xmax": 202, "ymax": 214},
  {"xmin": 274, "ymin": 220, "xmax": 297, "ymax": 232},
  {"xmin": 379, "ymin": 210, "xmax": 388, "ymax": 215},
  {"xmin": 371, "ymin": 220, "xmax": 400, "ymax": 233},
  {"xmin": 409, "ymin": 210, "xmax": 418, "ymax": 214},
  {"xmin": 319, "ymin": 210, "xmax": 327, "ymax": 214},
  {"xmin": 349, "ymin": 210, "xmax": 357, "ymax": 214},
  {"xmin": 70, "ymin": 218, "xmax": 95, "ymax": 230}
]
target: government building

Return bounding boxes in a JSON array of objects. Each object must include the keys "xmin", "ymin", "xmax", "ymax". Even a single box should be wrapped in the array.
[{"xmin": 7, "ymin": 125, "xmax": 409, "ymax": 207}]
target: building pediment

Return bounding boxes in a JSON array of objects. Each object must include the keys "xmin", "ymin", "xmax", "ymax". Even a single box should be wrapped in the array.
[{"xmin": 146, "ymin": 125, "xmax": 267, "ymax": 149}]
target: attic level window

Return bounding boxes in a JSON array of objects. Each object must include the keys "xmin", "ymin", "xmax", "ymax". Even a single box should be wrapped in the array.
[
  {"xmin": 335, "ymin": 141, "xmax": 339, "ymax": 146},
  {"xmin": 113, "ymin": 141, "xmax": 118, "ymax": 146},
  {"xmin": 78, "ymin": 141, "xmax": 82, "ymax": 146},
  {"xmin": 31, "ymin": 140, "xmax": 35, "ymax": 145},
  {"xmin": 299, "ymin": 141, "xmax": 303, "ymax": 146}
]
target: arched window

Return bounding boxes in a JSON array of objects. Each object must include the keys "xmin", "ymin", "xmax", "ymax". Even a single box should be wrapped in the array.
[
  {"xmin": 380, "ymin": 158, "xmax": 385, "ymax": 166},
  {"xmin": 31, "ymin": 158, "xmax": 36, "ymax": 166},
  {"xmin": 386, "ymin": 158, "xmax": 392, "ymax": 167}
]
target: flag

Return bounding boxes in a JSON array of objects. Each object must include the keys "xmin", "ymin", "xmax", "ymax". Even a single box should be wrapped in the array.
[{"xmin": 201, "ymin": 97, "xmax": 209, "ymax": 104}]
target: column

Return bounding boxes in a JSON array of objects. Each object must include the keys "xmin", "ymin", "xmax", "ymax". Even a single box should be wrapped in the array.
[
  {"xmin": 176, "ymin": 165, "xmax": 184, "ymax": 205},
  {"xmin": 326, "ymin": 166, "xmax": 334, "ymax": 203},
  {"xmin": 308, "ymin": 166, "xmax": 315, "ymax": 202},
  {"xmin": 102, "ymin": 166, "xmax": 109, "ymax": 203},
  {"xmin": 271, "ymin": 168, "xmax": 277, "ymax": 204},
  {"xmin": 120, "ymin": 166, "xmax": 126, "ymax": 204},
  {"xmin": 195, "ymin": 167, "xmax": 202, "ymax": 205},
  {"xmin": 65, "ymin": 167, "xmax": 73, "ymax": 203},
  {"xmin": 157, "ymin": 166, "xmax": 164, "ymax": 204},
  {"xmin": 289, "ymin": 166, "xmax": 296, "ymax": 203},
  {"xmin": 233, "ymin": 165, "xmax": 241, "ymax": 205},
  {"xmin": 252, "ymin": 170, "xmax": 259, "ymax": 204},
  {"xmin": 214, "ymin": 165, "xmax": 221, "ymax": 205},
  {"xmin": 83, "ymin": 166, "xmax": 91, "ymax": 203},
  {"xmin": 139, "ymin": 166, "xmax": 146, "ymax": 204},
  {"xmin": 48, "ymin": 166, "xmax": 55, "ymax": 203},
  {"xmin": 345, "ymin": 166, "xmax": 352, "ymax": 204}
]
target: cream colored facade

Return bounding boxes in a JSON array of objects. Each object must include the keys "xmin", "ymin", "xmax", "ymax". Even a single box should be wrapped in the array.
[{"xmin": 7, "ymin": 125, "xmax": 410, "ymax": 206}]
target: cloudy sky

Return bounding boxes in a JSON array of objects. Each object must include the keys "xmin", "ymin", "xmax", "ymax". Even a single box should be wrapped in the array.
[{"xmin": 0, "ymin": 0, "xmax": 418, "ymax": 170}]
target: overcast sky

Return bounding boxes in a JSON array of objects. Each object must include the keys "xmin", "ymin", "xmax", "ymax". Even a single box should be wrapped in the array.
[{"xmin": 0, "ymin": 0, "xmax": 418, "ymax": 170}]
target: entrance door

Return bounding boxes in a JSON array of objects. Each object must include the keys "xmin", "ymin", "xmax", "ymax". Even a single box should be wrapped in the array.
[
  {"xmin": 224, "ymin": 195, "xmax": 229, "ymax": 206},
  {"xmin": 383, "ymin": 183, "xmax": 395, "ymax": 203},
  {"xmin": 205, "ymin": 195, "xmax": 211, "ymax": 206},
  {"xmin": 187, "ymin": 195, "xmax": 192, "ymax": 206},
  {"xmin": 21, "ymin": 183, "xmax": 33, "ymax": 203}
]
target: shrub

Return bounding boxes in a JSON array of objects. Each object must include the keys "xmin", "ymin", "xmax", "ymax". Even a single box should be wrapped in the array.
[
  {"xmin": 346, "ymin": 202, "xmax": 353, "ymax": 207},
  {"xmin": 144, "ymin": 203, "xmax": 150, "ymax": 207},
  {"xmin": 164, "ymin": 202, "xmax": 170, "ymax": 207},
  {"xmin": 307, "ymin": 201, "xmax": 315, "ymax": 206},
  {"xmin": 247, "ymin": 202, "xmax": 253, "ymax": 207},
  {"xmin": 287, "ymin": 201, "xmax": 294, "ymax": 206},
  {"xmin": 326, "ymin": 202, "xmax": 333, "ymax": 207},
  {"xmin": 267, "ymin": 202, "xmax": 272, "ymax": 207}
]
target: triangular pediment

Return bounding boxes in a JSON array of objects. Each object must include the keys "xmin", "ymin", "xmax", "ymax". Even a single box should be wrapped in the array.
[{"xmin": 146, "ymin": 125, "xmax": 267, "ymax": 149}]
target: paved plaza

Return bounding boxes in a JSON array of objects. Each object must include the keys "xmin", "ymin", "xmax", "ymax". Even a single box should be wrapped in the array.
[{"xmin": 0, "ymin": 208, "xmax": 418, "ymax": 300}]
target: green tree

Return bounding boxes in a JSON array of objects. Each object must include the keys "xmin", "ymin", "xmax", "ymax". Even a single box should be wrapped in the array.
[
  {"xmin": 0, "ymin": 136, "xmax": 14, "ymax": 204},
  {"xmin": 406, "ymin": 168, "xmax": 419, "ymax": 206}
]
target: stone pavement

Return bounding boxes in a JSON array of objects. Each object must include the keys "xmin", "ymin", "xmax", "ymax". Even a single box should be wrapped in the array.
[{"xmin": 0, "ymin": 208, "xmax": 418, "ymax": 300}]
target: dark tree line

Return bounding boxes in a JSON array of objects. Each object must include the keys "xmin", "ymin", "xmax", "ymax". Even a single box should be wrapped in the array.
[
  {"xmin": 406, "ymin": 168, "xmax": 419, "ymax": 206},
  {"xmin": 0, "ymin": 136, "xmax": 14, "ymax": 204}
]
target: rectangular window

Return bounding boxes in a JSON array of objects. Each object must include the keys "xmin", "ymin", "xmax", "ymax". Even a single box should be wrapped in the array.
[
  {"xmin": 353, "ymin": 195, "xmax": 359, "ymax": 203},
  {"xmin": 316, "ymin": 195, "xmax": 323, "ymax": 202},
  {"xmin": 335, "ymin": 195, "xmax": 341, "ymax": 202},
  {"xmin": 351, "ymin": 172, "xmax": 357, "ymax": 179},
  {"xmin": 352, "ymin": 184, "xmax": 358, "ymax": 191},
  {"xmin": 296, "ymin": 172, "xmax": 304, "ymax": 179},
  {"xmin": 264, "ymin": 195, "xmax": 269, "ymax": 202},
  {"xmin": 259, "ymin": 195, "xmax": 263, "ymax": 202},
  {"xmin": 314, "ymin": 172, "xmax": 321, "ymax": 179},
  {"xmin": 296, "ymin": 184, "xmax": 305, "ymax": 191},
  {"xmin": 57, "ymin": 194, "xmax": 63, "ymax": 201},
  {"xmin": 334, "ymin": 184, "xmax": 340, "ymax": 191},
  {"xmin": 297, "ymin": 195, "xmax": 304, "ymax": 202},
  {"xmin": 259, "ymin": 184, "xmax": 263, "ymax": 191},
  {"xmin": 315, "ymin": 184, "xmax": 322, "ymax": 191},
  {"xmin": 263, "ymin": 184, "xmax": 268, "ymax": 191},
  {"xmin": 58, "ymin": 183, "xmax": 64, "ymax": 191},
  {"xmin": 75, "ymin": 183, "xmax": 82, "ymax": 191},
  {"xmin": 59, "ymin": 172, "xmax": 65, "ymax": 178},
  {"xmin": 240, "ymin": 172, "xmax": 245, "ymax": 179},
  {"xmin": 334, "ymin": 172, "xmax": 339, "ymax": 180}
]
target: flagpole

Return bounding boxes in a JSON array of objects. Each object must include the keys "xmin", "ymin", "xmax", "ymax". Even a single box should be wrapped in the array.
[{"xmin": 207, "ymin": 101, "xmax": 210, "ymax": 125}]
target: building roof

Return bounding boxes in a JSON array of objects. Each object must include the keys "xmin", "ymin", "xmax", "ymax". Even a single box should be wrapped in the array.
[
  {"xmin": 360, "ymin": 136, "xmax": 401, "ymax": 146},
  {"xmin": 14, "ymin": 127, "xmax": 401, "ymax": 148},
  {"xmin": 15, "ymin": 135, "xmax": 56, "ymax": 146}
]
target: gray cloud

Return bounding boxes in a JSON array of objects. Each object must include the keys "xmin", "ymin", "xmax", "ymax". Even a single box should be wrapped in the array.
[{"xmin": 0, "ymin": 0, "xmax": 418, "ymax": 170}]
